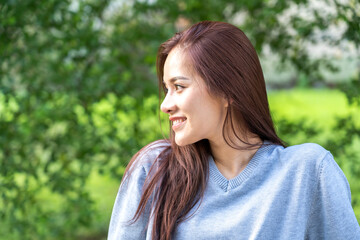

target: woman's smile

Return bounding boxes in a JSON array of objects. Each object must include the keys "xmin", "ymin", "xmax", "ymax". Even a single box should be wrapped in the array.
[{"xmin": 170, "ymin": 116, "xmax": 187, "ymax": 130}]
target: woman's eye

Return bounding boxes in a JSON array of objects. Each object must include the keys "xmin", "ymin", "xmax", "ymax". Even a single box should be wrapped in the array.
[{"xmin": 174, "ymin": 84, "xmax": 184, "ymax": 91}]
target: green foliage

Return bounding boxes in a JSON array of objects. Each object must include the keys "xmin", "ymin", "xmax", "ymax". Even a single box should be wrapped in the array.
[
  {"xmin": 0, "ymin": 0, "xmax": 164, "ymax": 238},
  {"xmin": 0, "ymin": 0, "xmax": 359, "ymax": 239},
  {"xmin": 0, "ymin": 91, "xmax": 165, "ymax": 238}
]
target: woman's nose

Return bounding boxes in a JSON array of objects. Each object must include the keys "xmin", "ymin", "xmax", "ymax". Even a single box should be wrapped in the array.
[{"xmin": 160, "ymin": 93, "xmax": 176, "ymax": 114}]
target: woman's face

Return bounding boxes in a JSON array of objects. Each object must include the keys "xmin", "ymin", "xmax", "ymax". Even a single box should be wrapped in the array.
[{"xmin": 161, "ymin": 47, "xmax": 228, "ymax": 146}]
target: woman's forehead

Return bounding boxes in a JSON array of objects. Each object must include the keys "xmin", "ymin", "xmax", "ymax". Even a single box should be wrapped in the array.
[{"xmin": 163, "ymin": 47, "xmax": 199, "ymax": 83}]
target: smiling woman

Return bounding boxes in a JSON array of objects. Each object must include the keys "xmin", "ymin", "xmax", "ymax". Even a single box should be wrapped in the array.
[{"xmin": 108, "ymin": 21, "xmax": 360, "ymax": 240}]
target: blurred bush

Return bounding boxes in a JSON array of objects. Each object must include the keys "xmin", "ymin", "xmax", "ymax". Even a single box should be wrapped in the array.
[{"xmin": 0, "ymin": 0, "xmax": 359, "ymax": 239}]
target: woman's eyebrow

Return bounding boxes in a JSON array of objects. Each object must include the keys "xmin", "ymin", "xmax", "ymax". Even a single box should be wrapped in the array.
[{"xmin": 163, "ymin": 76, "xmax": 190, "ymax": 85}]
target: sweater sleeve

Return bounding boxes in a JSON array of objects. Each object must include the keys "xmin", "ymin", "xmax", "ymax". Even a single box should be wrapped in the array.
[
  {"xmin": 306, "ymin": 152, "xmax": 360, "ymax": 239},
  {"xmin": 108, "ymin": 163, "xmax": 150, "ymax": 240}
]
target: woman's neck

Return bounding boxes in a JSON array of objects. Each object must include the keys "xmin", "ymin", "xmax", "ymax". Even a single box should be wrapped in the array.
[{"xmin": 209, "ymin": 135, "xmax": 262, "ymax": 180}]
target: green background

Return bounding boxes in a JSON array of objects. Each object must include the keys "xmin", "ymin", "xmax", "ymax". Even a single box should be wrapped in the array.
[{"xmin": 1, "ymin": 0, "xmax": 359, "ymax": 239}]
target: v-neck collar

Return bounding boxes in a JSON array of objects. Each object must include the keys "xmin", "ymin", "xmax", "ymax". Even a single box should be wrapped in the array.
[{"xmin": 208, "ymin": 140, "xmax": 273, "ymax": 192}]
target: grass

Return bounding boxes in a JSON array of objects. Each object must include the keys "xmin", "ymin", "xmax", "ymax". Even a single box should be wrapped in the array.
[
  {"xmin": 268, "ymin": 88, "xmax": 358, "ymax": 126},
  {"xmin": 268, "ymin": 88, "xmax": 360, "ymax": 146}
]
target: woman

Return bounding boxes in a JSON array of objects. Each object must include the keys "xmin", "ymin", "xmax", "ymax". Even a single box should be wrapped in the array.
[{"xmin": 108, "ymin": 21, "xmax": 360, "ymax": 240}]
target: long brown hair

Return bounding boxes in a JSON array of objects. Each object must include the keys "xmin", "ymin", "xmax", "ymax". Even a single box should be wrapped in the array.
[{"xmin": 125, "ymin": 21, "xmax": 285, "ymax": 240}]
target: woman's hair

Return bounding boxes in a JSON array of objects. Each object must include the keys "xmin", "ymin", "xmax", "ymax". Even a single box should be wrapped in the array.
[{"xmin": 124, "ymin": 21, "xmax": 285, "ymax": 240}]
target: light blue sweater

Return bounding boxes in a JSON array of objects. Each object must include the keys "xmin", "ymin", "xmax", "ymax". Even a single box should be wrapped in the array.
[{"xmin": 108, "ymin": 141, "xmax": 360, "ymax": 239}]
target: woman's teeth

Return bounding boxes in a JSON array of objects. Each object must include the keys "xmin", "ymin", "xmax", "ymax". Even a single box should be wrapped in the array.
[{"xmin": 174, "ymin": 119, "xmax": 185, "ymax": 124}]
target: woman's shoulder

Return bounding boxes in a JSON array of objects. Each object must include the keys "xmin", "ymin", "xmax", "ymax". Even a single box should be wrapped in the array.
[
  {"xmin": 131, "ymin": 139, "xmax": 171, "ymax": 174},
  {"xmin": 263, "ymin": 142, "xmax": 341, "ymax": 191},
  {"xmin": 284, "ymin": 142, "xmax": 329, "ymax": 158},
  {"xmin": 276, "ymin": 142, "xmax": 332, "ymax": 173}
]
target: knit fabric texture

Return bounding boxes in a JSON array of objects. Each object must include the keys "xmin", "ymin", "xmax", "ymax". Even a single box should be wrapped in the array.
[{"xmin": 108, "ymin": 141, "xmax": 360, "ymax": 239}]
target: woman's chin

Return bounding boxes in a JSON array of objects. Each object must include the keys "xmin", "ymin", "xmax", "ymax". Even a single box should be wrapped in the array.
[
  {"xmin": 175, "ymin": 135, "xmax": 193, "ymax": 146},
  {"xmin": 175, "ymin": 139, "xmax": 188, "ymax": 146}
]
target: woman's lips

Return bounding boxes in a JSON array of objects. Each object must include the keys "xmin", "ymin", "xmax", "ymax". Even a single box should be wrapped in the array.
[{"xmin": 170, "ymin": 117, "xmax": 187, "ymax": 131}]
